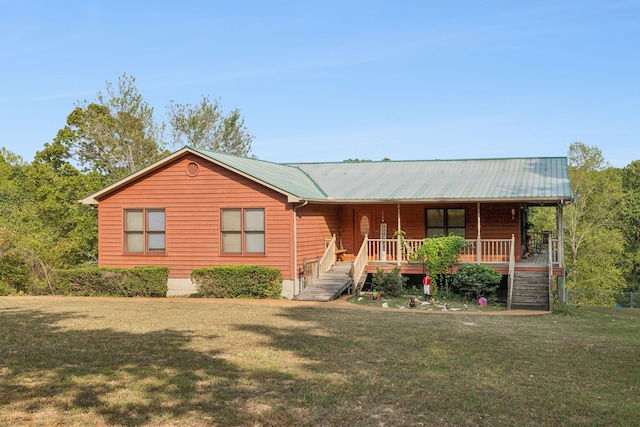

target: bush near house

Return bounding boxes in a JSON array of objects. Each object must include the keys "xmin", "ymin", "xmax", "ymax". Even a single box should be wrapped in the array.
[
  {"xmin": 50, "ymin": 266, "xmax": 169, "ymax": 297},
  {"xmin": 192, "ymin": 265, "xmax": 282, "ymax": 298},
  {"xmin": 371, "ymin": 267, "xmax": 409, "ymax": 298},
  {"xmin": 453, "ymin": 263, "xmax": 502, "ymax": 302}
]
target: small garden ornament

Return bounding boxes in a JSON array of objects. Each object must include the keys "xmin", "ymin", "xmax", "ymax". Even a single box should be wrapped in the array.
[
  {"xmin": 422, "ymin": 272, "xmax": 432, "ymax": 302},
  {"xmin": 409, "ymin": 296, "xmax": 418, "ymax": 308}
]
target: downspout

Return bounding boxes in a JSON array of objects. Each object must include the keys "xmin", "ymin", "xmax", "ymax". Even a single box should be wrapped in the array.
[{"xmin": 293, "ymin": 201, "xmax": 308, "ymax": 295}]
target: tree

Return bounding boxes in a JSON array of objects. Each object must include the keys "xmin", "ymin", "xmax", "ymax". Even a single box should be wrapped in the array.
[
  {"xmin": 167, "ymin": 95, "xmax": 253, "ymax": 156},
  {"xmin": 61, "ymin": 73, "xmax": 165, "ymax": 181},
  {"xmin": 621, "ymin": 160, "xmax": 640, "ymax": 289},
  {"xmin": 24, "ymin": 139, "xmax": 106, "ymax": 268},
  {"xmin": 0, "ymin": 140, "xmax": 107, "ymax": 294},
  {"xmin": 0, "ymin": 149, "xmax": 27, "ymax": 241},
  {"xmin": 564, "ymin": 142, "xmax": 626, "ymax": 301},
  {"xmin": 410, "ymin": 235, "xmax": 469, "ymax": 297}
]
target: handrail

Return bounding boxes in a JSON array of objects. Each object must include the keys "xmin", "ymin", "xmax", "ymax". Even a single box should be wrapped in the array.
[
  {"xmin": 303, "ymin": 234, "xmax": 336, "ymax": 289},
  {"xmin": 301, "ymin": 257, "xmax": 318, "ymax": 290},
  {"xmin": 507, "ymin": 234, "xmax": 515, "ymax": 310},
  {"xmin": 350, "ymin": 234, "xmax": 368, "ymax": 294},
  {"xmin": 318, "ymin": 234, "xmax": 337, "ymax": 276},
  {"xmin": 367, "ymin": 238, "xmax": 512, "ymax": 263},
  {"xmin": 548, "ymin": 238, "xmax": 554, "ymax": 311}
]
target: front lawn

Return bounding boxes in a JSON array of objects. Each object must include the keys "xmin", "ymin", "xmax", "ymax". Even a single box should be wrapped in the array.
[{"xmin": 1, "ymin": 297, "xmax": 638, "ymax": 426}]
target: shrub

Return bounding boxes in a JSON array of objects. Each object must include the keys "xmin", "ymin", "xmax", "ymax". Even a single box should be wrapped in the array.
[
  {"xmin": 121, "ymin": 266, "xmax": 169, "ymax": 297},
  {"xmin": 191, "ymin": 265, "xmax": 282, "ymax": 298},
  {"xmin": 51, "ymin": 266, "xmax": 168, "ymax": 297},
  {"xmin": 553, "ymin": 301, "xmax": 574, "ymax": 315},
  {"xmin": 371, "ymin": 267, "xmax": 408, "ymax": 298},
  {"xmin": 453, "ymin": 263, "xmax": 502, "ymax": 301}
]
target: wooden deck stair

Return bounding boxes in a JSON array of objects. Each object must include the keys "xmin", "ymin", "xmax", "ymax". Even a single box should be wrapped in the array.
[
  {"xmin": 511, "ymin": 271, "xmax": 550, "ymax": 311},
  {"xmin": 294, "ymin": 262, "xmax": 353, "ymax": 302}
]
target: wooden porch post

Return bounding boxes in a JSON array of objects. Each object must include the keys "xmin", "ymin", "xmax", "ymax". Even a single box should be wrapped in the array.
[
  {"xmin": 397, "ymin": 204, "xmax": 402, "ymax": 265},
  {"xmin": 294, "ymin": 205, "xmax": 299, "ymax": 294},
  {"xmin": 476, "ymin": 202, "xmax": 482, "ymax": 263},
  {"xmin": 557, "ymin": 203, "xmax": 566, "ymax": 303}
]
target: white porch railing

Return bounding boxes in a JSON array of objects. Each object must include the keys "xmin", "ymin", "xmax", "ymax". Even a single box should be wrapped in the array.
[
  {"xmin": 350, "ymin": 234, "xmax": 369, "ymax": 294},
  {"xmin": 302, "ymin": 234, "xmax": 336, "ymax": 289},
  {"xmin": 549, "ymin": 238, "xmax": 561, "ymax": 266},
  {"xmin": 548, "ymin": 238, "xmax": 556, "ymax": 311},
  {"xmin": 507, "ymin": 234, "xmax": 516, "ymax": 310},
  {"xmin": 319, "ymin": 234, "xmax": 337, "ymax": 275},
  {"xmin": 366, "ymin": 238, "xmax": 514, "ymax": 264}
]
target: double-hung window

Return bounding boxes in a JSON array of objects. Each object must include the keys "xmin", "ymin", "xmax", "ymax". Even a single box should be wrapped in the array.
[
  {"xmin": 221, "ymin": 208, "xmax": 265, "ymax": 254},
  {"xmin": 425, "ymin": 208, "xmax": 466, "ymax": 238},
  {"xmin": 124, "ymin": 209, "xmax": 166, "ymax": 254}
]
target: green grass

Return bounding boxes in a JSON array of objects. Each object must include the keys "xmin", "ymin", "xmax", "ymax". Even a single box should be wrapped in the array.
[{"xmin": 1, "ymin": 297, "xmax": 639, "ymax": 426}]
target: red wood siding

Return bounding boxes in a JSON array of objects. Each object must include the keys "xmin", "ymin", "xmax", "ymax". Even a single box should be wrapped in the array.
[
  {"xmin": 473, "ymin": 203, "xmax": 520, "ymax": 240},
  {"xmin": 295, "ymin": 204, "xmax": 341, "ymax": 269},
  {"xmin": 339, "ymin": 203, "xmax": 521, "ymax": 254},
  {"xmin": 97, "ymin": 154, "xmax": 295, "ymax": 279}
]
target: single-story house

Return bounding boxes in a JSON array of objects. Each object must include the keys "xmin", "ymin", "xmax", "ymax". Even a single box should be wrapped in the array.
[{"xmin": 82, "ymin": 147, "xmax": 572, "ymax": 309}]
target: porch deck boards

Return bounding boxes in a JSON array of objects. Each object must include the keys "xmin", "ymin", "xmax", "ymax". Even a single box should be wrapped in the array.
[
  {"xmin": 367, "ymin": 251, "xmax": 550, "ymax": 267},
  {"xmin": 293, "ymin": 262, "xmax": 353, "ymax": 302},
  {"xmin": 517, "ymin": 252, "xmax": 548, "ymax": 267}
]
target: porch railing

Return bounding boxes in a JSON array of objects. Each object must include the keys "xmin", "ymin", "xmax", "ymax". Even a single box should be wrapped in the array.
[
  {"xmin": 350, "ymin": 234, "xmax": 369, "ymax": 294},
  {"xmin": 302, "ymin": 234, "xmax": 336, "ymax": 289},
  {"xmin": 366, "ymin": 238, "xmax": 514, "ymax": 264},
  {"xmin": 319, "ymin": 234, "xmax": 337, "ymax": 276},
  {"xmin": 301, "ymin": 258, "xmax": 318, "ymax": 290},
  {"xmin": 548, "ymin": 238, "xmax": 555, "ymax": 311},
  {"xmin": 507, "ymin": 234, "xmax": 516, "ymax": 310},
  {"xmin": 549, "ymin": 238, "xmax": 561, "ymax": 266}
]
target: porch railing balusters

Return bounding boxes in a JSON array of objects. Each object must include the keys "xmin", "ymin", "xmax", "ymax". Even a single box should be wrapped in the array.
[{"xmin": 366, "ymin": 238, "xmax": 513, "ymax": 264}]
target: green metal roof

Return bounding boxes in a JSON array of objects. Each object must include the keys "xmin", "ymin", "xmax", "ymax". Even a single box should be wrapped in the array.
[
  {"xmin": 198, "ymin": 150, "xmax": 572, "ymax": 203},
  {"xmin": 81, "ymin": 149, "xmax": 572, "ymax": 205},
  {"xmin": 193, "ymin": 148, "xmax": 327, "ymax": 200},
  {"xmin": 288, "ymin": 157, "xmax": 572, "ymax": 202}
]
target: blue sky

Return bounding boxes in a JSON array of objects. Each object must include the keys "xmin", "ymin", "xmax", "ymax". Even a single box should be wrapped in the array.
[{"xmin": 1, "ymin": 0, "xmax": 638, "ymax": 167}]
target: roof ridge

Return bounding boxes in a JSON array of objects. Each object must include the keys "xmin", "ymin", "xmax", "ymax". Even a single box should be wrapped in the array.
[
  {"xmin": 190, "ymin": 146, "xmax": 296, "ymax": 168},
  {"xmin": 285, "ymin": 156, "xmax": 568, "ymax": 166}
]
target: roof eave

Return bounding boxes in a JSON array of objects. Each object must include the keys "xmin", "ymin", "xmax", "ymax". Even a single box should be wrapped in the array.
[
  {"xmin": 80, "ymin": 147, "xmax": 195, "ymax": 205},
  {"xmin": 189, "ymin": 148, "xmax": 307, "ymax": 203},
  {"xmin": 81, "ymin": 147, "xmax": 304, "ymax": 204},
  {"xmin": 297, "ymin": 197, "xmax": 572, "ymax": 204}
]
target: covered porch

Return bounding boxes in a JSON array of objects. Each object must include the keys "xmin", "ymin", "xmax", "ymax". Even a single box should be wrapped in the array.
[
  {"xmin": 297, "ymin": 198, "xmax": 567, "ymax": 309},
  {"xmin": 362, "ymin": 234, "xmax": 563, "ymax": 274},
  {"xmin": 302, "ymin": 230, "xmax": 563, "ymax": 309}
]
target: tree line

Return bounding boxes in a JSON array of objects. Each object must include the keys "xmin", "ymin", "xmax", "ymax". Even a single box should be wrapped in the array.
[
  {"xmin": 530, "ymin": 142, "xmax": 640, "ymax": 302},
  {"xmin": 0, "ymin": 74, "xmax": 253, "ymax": 293},
  {"xmin": 0, "ymin": 74, "xmax": 638, "ymax": 302}
]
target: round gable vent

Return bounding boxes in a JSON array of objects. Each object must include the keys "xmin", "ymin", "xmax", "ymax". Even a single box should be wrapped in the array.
[{"xmin": 186, "ymin": 162, "xmax": 199, "ymax": 177}]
